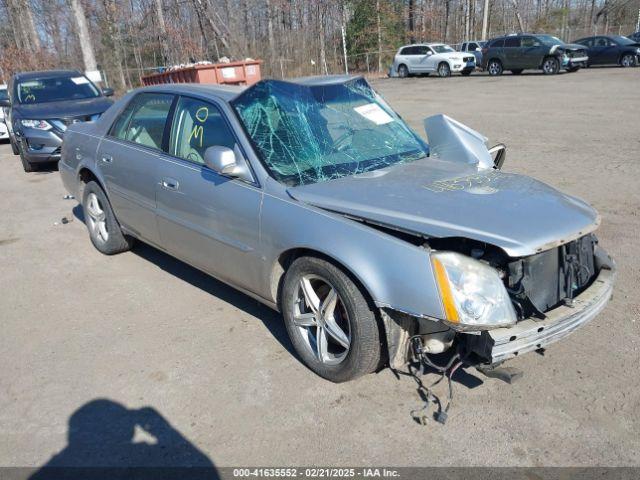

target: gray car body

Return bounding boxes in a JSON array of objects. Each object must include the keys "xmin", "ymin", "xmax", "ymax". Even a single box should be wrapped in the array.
[{"xmin": 58, "ymin": 77, "xmax": 607, "ymax": 352}]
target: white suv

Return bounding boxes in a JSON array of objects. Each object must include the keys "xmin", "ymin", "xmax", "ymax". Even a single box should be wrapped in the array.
[
  {"xmin": 393, "ymin": 43, "xmax": 476, "ymax": 77},
  {"xmin": 0, "ymin": 85, "xmax": 8, "ymax": 141}
]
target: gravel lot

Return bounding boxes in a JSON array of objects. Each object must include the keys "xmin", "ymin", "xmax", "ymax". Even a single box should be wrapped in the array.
[{"xmin": 1, "ymin": 67, "xmax": 639, "ymax": 469}]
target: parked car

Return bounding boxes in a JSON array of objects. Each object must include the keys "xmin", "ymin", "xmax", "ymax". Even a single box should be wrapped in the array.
[
  {"xmin": 573, "ymin": 35, "xmax": 640, "ymax": 67},
  {"xmin": 393, "ymin": 43, "xmax": 476, "ymax": 77},
  {"xmin": 59, "ymin": 76, "xmax": 614, "ymax": 383},
  {"xmin": 0, "ymin": 70, "xmax": 114, "ymax": 172},
  {"xmin": 0, "ymin": 85, "xmax": 8, "ymax": 142},
  {"xmin": 628, "ymin": 31, "xmax": 640, "ymax": 42},
  {"xmin": 459, "ymin": 40, "xmax": 487, "ymax": 64},
  {"xmin": 481, "ymin": 33, "xmax": 588, "ymax": 75}
]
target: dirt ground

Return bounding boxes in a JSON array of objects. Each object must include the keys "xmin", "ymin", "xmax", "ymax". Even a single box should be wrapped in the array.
[{"xmin": 1, "ymin": 67, "xmax": 639, "ymax": 469}]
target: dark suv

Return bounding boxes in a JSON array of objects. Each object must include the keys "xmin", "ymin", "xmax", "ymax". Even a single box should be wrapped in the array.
[
  {"xmin": 0, "ymin": 70, "xmax": 113, "ymax": 172},
  {"xmin": 481, "ymin": 34, "xmax": 588, "ymax": 75}
]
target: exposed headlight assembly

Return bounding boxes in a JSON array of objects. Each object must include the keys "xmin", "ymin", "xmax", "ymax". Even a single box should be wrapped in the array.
[
  {"xmin": 431, "ymin": 251, "xmax": 516, "ymax": 330},
  {"xmin": 21, "ymin": 119, "xmax": 52, "ymax": 131}
]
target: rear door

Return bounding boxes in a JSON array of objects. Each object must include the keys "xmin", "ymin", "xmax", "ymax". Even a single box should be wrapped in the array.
[
  {"xmin": 155, "ymin": 95, "xmax": 262, "ymax": 291},
  {"xmin": 97, "ymin": 92, "xmax": 174, "ymax": 246},
  {"xmin": 503, "ymin": 36, "xmax": 522, "ymax": 69}
]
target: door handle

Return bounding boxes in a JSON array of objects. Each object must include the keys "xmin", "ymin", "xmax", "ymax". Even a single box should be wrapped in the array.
[
  {"xmin": 101, "ymin": 154, "xmax": 113, "ymax": 164},
  {"xmin": 161, "ymin": 178, "xmax": 179, "ymax": 190}
]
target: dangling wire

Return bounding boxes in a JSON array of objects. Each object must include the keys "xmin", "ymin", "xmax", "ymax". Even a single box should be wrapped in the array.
[{"xmin": 407, "ymin": 335, "xmax": 468, "ymax": 425}]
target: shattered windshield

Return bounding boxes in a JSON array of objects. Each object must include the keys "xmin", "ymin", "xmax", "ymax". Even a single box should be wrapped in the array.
[{"xmin": 232, "ymin": 78, "xmax": 429, "ymax": 186}]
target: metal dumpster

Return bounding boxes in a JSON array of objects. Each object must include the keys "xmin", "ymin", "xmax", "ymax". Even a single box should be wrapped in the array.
[{"xmin": 141, "ymin": 60, "xmax": 262, "ymax": 86}]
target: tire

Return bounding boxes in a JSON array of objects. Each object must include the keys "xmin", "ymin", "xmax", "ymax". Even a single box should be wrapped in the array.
[
  {"xmin": 397, "ymin": 64, "xmax": 409, "ymax": 78},
  {"xmin": 9, "ymin": 135, "xmax": 19, "ymax": 155},
  {"xmin": 510, "ymin": 69, "xmax": 523, "ymax": 75},
  {"xmin": 542, "ymin": 56, "xmax": 560, "ymax": 75},
  {"xmin": 567, "ymin": 66, "xmax": 580, "ymax": 73},
  {"xmin": 281, "ymin": 256, "xmax": 381, "ymax": 383},
  {"xmin": 437, "ymin": 62, "xmax": 451, "ymax": 78},
  {"xmin": 487, "ymin": 59, "xmax": 503, "ymax": 76},
  {"xmin": 81, "ymin": 180, "xmax": 134, "ymax": 255},
  {"xmin": 461, "ymin": 70, "xmax": 472, "ymax": 76},
  {"xmin": 620, "ymin": 54, "xmax": 637, "ymax": 68},
  {"xmin": 18, "ymin": 144, "xmax": 34, "ymax": 173}
]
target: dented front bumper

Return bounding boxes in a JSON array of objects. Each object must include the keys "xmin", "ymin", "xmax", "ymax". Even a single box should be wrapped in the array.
[{"xmin": 468, "ymin": 267, "xmax": 615, "ymax": 364}]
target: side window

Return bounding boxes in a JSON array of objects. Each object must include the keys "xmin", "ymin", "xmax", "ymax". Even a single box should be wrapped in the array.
[
  {"xmin": 110, "ymin": 93, "xmax": 174, "ymax": 150},
  {"xmin": 489, "ymin": 38, "xmax": 505, "ymax": 48},
  {"xmin": 169, "ymin": 96, "xmax": 236, "ymax": 165},
  {"xmin": 415, "ymin": 46, "xmax": 428, "ymax": 55},
  {"xmin": 468, "ymin": 42, "xmax": 478, "ymax": 50},
  {"xmin": 520, "ymin": 37, "xmax": 538, "ymax": 47},
  {"xmin": 504, "ymin": 37, "xmax": 521, "ymax": 48},
  {"xmin": 595, "ymin": 37, "xmax": 608, "ymax": 47},
  {"xmin": 461, "ymin": 43, "xmax": 468, "ymax": 51},
  {"xmin": 399, "ymin": 47, "xmax": 413, "ymax": 55}
]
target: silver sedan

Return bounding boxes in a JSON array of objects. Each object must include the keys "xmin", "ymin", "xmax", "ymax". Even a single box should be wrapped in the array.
[{"xmin": 59, "ymin": 76, "xmax": 614, "ymax": 382}]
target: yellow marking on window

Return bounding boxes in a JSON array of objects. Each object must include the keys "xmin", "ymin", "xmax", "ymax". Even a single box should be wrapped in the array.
[
  {"xmin": 195, "ymin": 107, "xmax": 209, "ymax": 123},
  {"xmin": 189, "ymin": 124, "xmax": 204, "ymax": 147}
]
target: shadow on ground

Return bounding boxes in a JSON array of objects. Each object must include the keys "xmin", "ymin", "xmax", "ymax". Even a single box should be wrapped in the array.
[
  {"xmin": 72, "ymin": 204, "xmax": 292, "ymax": 358},
  {"xmin": 28, "ymin": 399, "xmax": 218, "ymax": 479}
]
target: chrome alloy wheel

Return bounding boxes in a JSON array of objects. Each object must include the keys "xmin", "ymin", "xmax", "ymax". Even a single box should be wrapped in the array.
[
  {"xmin": 488, "ymin": 61, "xmax": 501, "ymax": 75},
  {"xmin": 293, "ymin": 274, "xmax": 351, "ymax": 365},
  {"xmin": 543, "ymin": 58, "xmax": 558, "ymax": 74},
  {"xmin": 85, "ymin": 192, "xmax": 109, "ymax": 244}
]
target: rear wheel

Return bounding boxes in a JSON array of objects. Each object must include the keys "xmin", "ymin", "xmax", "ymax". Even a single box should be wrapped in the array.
[
  {"xmin": 487, "ymin": 59, "xmax": 503, "ymax": 76},
  {"xmin": 437, "ymin": 62, "xmax": 451, "ymax": 77},
  {"xmin": 82, "ymin": 181, "xmax": 134, "ymax": 255},
  {"xmin": 542, "ymin": 57, "xmax": 560, "ymax": 74},
  {"xmin": 282, "ymin": 256, "xmax": 381, "ymax": 383},
  {"xmin": 620, "ymin": 54, "xmax": 637, "ymax": 68},
  {"xmin": 510, "ymin": 69, "xmax": 523, "ymax": 75},
  {"xmin": 397, "ymin": 64, "xmax": 409, "ymax": 78}
]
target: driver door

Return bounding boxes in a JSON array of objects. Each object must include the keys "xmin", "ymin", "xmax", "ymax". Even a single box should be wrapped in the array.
[
  {"xmin": 421, "ymin": 46, "xmax": 438, "ymax": 72},
  {"xmin": 155, "ymin": 95, "xmax": 263, "ymax": 291}
]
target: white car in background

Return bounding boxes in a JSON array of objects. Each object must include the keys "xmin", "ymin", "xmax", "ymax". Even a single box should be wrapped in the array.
[
  {"xmin": 393, "ymin": 43, "xmax": 476, "ymax": 78},
  {"xmin": 0, "ymin": 85, "xmax": 9, "ymax": 141}
]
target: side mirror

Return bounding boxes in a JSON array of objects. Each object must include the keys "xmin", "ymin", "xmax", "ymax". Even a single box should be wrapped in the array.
[
  {"xmin": 204, "ymin": 145, "xmax": 253, "ymax": 182},
  {"xmin": 102, "ymin": 87, "xmax": 114, "ymax": 97},
  {"xmin": 488, "ymin": 143, "xmax": 507, "ymax": 169},
  {"xmin": 0, "ymin": 99, "xmax": 10, "ymax": 108},
  {"xmin": 475, "ymin": 47, "xmax": 481, "ymax": 51}
]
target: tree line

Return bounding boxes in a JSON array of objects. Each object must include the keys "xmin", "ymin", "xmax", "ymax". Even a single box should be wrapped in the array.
[{"xmin": 1, "ymin": 0, "xmax": 638, "ymax": 88}]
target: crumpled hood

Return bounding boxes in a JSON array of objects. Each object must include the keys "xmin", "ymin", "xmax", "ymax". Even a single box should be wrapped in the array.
[
  {"xmin": 13, "ymin": 96, "xmax": 112, "ymax": 120},
  {"xmin": 288, "ymin": 158, "xmax": 599, "ymax": 257},
  {"xmin": 552, "ymin": 43, "xmax": 588, "ymax": 53}
]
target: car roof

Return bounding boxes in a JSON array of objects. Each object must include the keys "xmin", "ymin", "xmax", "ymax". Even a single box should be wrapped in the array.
[
  {"xmin": 13, "ymin": 70, "xmax": 83, "ymax": 81},
  {"xmin": 134, "ymin": 75, "xmax": 364, "ymax": 101},
  {"xmin": 400, "ymin": 43, "xmax": 445, "ymax": 48}
]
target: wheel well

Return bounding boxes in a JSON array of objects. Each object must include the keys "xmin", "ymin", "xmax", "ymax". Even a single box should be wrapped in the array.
[
  {"xmin": 488, "ymin": 58, "xmax": 502, "ymax": 64},
  {"xmin": 270, "ymin": 248, "xmax": 375, "ymax": 312},
  {"xmin": 78, "ymin": 168, "xmax": 105, "ymax": 197}
]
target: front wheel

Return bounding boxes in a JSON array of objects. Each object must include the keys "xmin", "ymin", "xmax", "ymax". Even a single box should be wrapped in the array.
[
  {"xmin": 9, "ymin": 135, "xmax": 19, "ymax": 155},
  {"xmin": 437, "ymin": 62, "xmax": 451, "ymax": 77},
  {"xmin": 82, "ymin": 181, "xmax": 134, "ymax": 255},
  {"xmin": 18, "ymin": 145, "xmax": 34, "ymax": 173},
  {"xmin": 282, "ymin": 256, "xmax": 381, "ymax": 383},
  {"xmin": 487, "ymin": 59, "xmax": 503, "ymax": 76},
  {"xmin": 542, "ymin": 57, "xmax": 560, "ymax": 74},
  {"xmin": 620, "ymin": 54, "xmax": 637, "ymax": 68}
]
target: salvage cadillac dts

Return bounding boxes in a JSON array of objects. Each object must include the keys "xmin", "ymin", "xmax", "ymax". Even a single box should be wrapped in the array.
[{"xmin": 59, "ymin": 76, "xmax": 615, "ymax": 383}]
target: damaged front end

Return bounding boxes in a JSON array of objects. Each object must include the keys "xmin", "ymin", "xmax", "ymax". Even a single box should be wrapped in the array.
[{"xmin": 382, "ymin": 234, "xmax": 615, "ymax": 372}]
